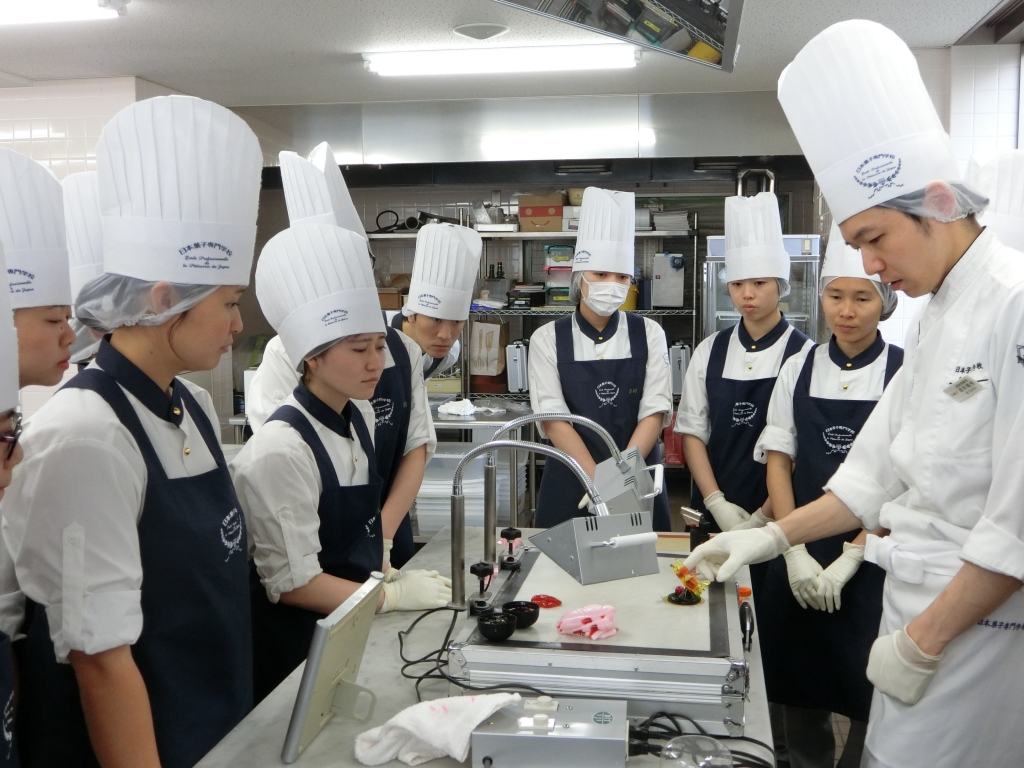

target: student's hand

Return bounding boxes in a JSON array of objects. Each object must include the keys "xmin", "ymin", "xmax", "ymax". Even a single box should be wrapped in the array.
[
  {"xmin": 730, "ymin": 508, "xmax": 770, "ymax": 530},
  {"xmin": 703, "ymin": 491, "xmax": 751, "ymax": 531},
  {"xmin": 380, "ymin": 571, "xmax": 452, "ymax": 612},
  {"xmin": 816, "ymin": 542, "xmax": 865, "ymax": 612},
  {"xmin": 783, "ymin": 545, "xmax": 824, "ymax": 610}
]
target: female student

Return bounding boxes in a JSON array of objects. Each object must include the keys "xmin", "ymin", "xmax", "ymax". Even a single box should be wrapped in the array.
[
  {"xmin": 232, "ymin": 223, "xmax": 452, "ymax": 702},
  {"xmin": 529, "ymin": 187, "xmax": 672, "ymax": 530},
  {"xmin": 754, "ymin": 224, "xmax": 901, "ymax": 768},
  {"xmin": 4, "ymin": 95, "xmax": 262, "ymax": 768},
  {"xmin": 675, "ymin": 193, "xmax": 812, "ymax": 547}
]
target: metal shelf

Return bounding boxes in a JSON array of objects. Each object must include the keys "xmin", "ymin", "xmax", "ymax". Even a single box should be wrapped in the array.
[
  {"xmin": 469, "ymin": 308, "xmax": 697, "ymax": 317},
  {"xmin": 368, "ymin": 230, "xmax": 692, "ymax": 241}
]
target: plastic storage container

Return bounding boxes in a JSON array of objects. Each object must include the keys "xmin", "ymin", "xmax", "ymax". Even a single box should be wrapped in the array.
[{"xmin": 543, "ymin": 266, "xmax": 573, "ymax": 289}]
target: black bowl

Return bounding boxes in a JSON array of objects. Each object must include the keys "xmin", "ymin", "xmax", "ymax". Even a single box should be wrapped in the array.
[
  {"xmin": 502, "ymin": 600, "xmax": 540, "ymax": 629},
  {"xmin": 477, "ymin": 612, "xmax": 517, "ymax": 642}
]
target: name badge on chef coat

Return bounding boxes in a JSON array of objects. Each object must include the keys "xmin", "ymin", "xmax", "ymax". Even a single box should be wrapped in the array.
[{"xmin": 944, "ymin": 375, "xmax": 984, "ymax": 402}]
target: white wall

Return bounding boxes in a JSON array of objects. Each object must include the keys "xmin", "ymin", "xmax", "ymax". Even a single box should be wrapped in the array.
[{"xmin": 949, "ymin": 44, "xmax": 1020, "ymax": 173}]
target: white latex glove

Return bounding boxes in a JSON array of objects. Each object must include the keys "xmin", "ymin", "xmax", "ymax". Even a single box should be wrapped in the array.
[
  {"xmin": 382, "ymin": 537, "xmax": 394, "ymax": 574},
  {"xmin": 684, "ymin": 522, "xmax": 790, "ymax": 582},
  {"xmin": 730, "ymin": 508, "xmax": 770, "ymax": 531},
  {"xmin": 816, "ymin": 541, "xmax": 865, "ymax": 613},
  {"xmin": 703, "ymin": 491, "xmax": 752, "ymax": 531},
  {"xmin": 866, "ymin": 626, "xmax": 942, "ymax": 705},
  {"xmin": 783, "ymin": 545, "xmax": 824, "ymax": 610},
  {"xmin": 380, "ymin": 570, "xmax": 453, "ymax": 613}
]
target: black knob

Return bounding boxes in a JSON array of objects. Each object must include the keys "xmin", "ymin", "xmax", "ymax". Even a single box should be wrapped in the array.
[
  {"xmin": 501, "ymin": 527, "xmax": 521, "ymax": 541},
  {"xmin": 470, "ymin": 562, "xmax": 492, "ymax": 578}
]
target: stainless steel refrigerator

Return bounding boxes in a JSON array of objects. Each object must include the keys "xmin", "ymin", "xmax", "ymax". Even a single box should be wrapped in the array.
[{"xmin": 703, "ymin": 235, "xmax": 821, "ymax": 342}]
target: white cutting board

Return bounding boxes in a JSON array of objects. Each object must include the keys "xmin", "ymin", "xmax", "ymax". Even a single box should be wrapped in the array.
[{"xmin": 510, "ymin": 553, "xmax": 712, "ymax": 652}]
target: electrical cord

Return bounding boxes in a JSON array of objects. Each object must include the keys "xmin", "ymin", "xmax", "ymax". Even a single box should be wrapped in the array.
[
  {"xmin": 628, "ymin": 711, "xmax": 775, "ymax": 768},
  {"xmin": 372, "ymin": 209, "xmax": 400, "ymax": 233}
]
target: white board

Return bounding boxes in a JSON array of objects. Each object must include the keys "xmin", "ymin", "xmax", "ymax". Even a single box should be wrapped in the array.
[{"xmin": 510, "ymin": 553, "xmax": 712, "ymax": 653}]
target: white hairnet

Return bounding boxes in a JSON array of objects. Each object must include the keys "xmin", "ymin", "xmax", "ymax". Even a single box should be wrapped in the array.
[
  {"xmin": 878, "ymin": 181, "xmax": 988, "ymax": 223},
  {"xmin": 68, "ymin": 317, "xmax": 102, "ymax": 364},
  {"xmin": 776, "ymin": 278, "xmax": 791, "ymax": 300},
  {"xmin": 820, "ymin": 274, "xmax": 898, "ymax": 322},
  {"xmin": 75, "ymin": 273, "xmax": 219, "ymax": 331}
]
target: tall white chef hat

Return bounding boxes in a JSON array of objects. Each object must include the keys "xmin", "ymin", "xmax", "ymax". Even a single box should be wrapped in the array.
[
  {"xmin": 63, "ymin": 172, "xmax": 105, "ymax": 362},
  {"xmin": 0, "ymin": 148, "xmax": 72, "ymax": 310},
  {"xmin": 724, "ymin": 193, "xmax": 791, "ymax": 298},
  {"xmin": 778, "ymin": 20, "xmax": 972, "ymax": 225},
  {"xmin": 0, "ymin": 243, "xmax": 18, "ymax": 412},
  {"xmin": 820, "ymin": 221, "xmax": 898, "ymax": 321},
  {"xmin": 76, "ymin": 95, "xmax": 263, "ymax": 330},
  {"xmin": 256, "ymin": 223, "xmax": 385, "ymax": 371},
  {"xmin": 403, "ymin": 223, "xmax": 482, "ymax": 321},
  {"xmin": 573, "ymin": 188, "xmax": 635, "ymax": 276},
  {"xmin": 966, "ymin": 150, "xmax": 1024, "ymax": 250},
  {"xmin": 280, "ymin": 142, "xmax": 367, "ymax": 238}
]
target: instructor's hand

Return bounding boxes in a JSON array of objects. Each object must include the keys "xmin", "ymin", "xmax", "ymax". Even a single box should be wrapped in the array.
[
  {"xmin": 380, "ymin": 570, "xmax": 453, "ymax": 613},
  {"xmin": 684, "ymin": 522, "xmax": 790, "ymax": 582},
  {"xmin": 866, "ymin": 626, "xmax": 942, "ymax": 705},
  {"xmin": 816, "ymin": 542, "xmax": 865, "ymax": 613},
  {"xmin": 783, "ymin": 545, "xmax": 823, "ymax": 610},
  {"xmin": 703, "ymin": 491, "xmax": 751, "ymax": 531},
  {"xmin": 730, "ymin": 508, "xmax": 770, "ymax": 531}
]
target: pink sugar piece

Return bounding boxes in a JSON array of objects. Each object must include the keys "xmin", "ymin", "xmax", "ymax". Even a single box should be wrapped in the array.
[
  {"xmin": 556, "ymin": 604, "xmax": 618, "ymax": 640},
  {"xmin": 499, "ymin": 537, "xmax": 524, "ymax": 550}
]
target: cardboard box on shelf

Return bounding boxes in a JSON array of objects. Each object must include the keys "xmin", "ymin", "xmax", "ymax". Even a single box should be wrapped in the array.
[
  {"xmin": 377, "ymin": 288, "xmax": 403, "ymax": 309},
  {"xmin": 519, "ymin": 193, "xmax": 567, "ymax": 233}
]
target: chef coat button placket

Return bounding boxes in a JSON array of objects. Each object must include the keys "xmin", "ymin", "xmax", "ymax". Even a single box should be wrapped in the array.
[
  {"xmin": 172, "ymin": 407, "xmax": 181, "ymax": 416},
  {"xmin": 747, "ymin": 365, "xmax": 753, "ymax": 371},
  {"xmin": 184, "ymin": 447, "xmax": 191, "ymax": 456},
  {"xmin": 842, "ymin": 384, "xmax": 849, "ymax": 391}
]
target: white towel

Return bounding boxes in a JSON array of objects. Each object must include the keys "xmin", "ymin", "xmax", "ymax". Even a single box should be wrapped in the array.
[{"xmin": 354, "ymin": 693, "xmax": 520, "ymax": 766}]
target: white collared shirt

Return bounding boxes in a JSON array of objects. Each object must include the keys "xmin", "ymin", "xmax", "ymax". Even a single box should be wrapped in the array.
[
  {"xmin": 1, "ymin": 366, "xmax": 221, "ymax": 662},
  {"xmin": 528, "ymin": 311, "xmax": 672, "ymax": 440},
  {"xmin": 675, "ymin": 321, "xmax": 813, "ymax": 443},
  {"xmin": 230, "ymin": 395, "xmax": 378, "ymax": 602},
  {"xmin": 826, "ymin": 230, "xmax": 1024, "ymax": 580}
]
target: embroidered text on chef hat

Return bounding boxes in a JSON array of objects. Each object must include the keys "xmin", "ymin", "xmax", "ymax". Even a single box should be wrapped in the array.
[
  {"xmin": 573, "ymin": 187, "xmax": 635, "ymax": 276},
  {"xmin": 256, "ymin": 223, "xmax": 385, "ymax": 371},
  {"xmin": 403, "ymin": 223, "xmax": 482, "ymax": 321},
  {"xmin": 778, "ymin": 20, "xmax": 960, "ymax": 225},
  {"xmin": 0, "ymin": 148, "xmax": 71, "ymax": 309},
  {"xmin": 97, "ymin": 95, "xmax": 263, "ymax": 287}
]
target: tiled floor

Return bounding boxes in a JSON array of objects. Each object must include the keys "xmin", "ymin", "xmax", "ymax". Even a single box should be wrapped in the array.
[{"xmin": 833, "ymin": 714, "xmax": 850, "ymax": 765}]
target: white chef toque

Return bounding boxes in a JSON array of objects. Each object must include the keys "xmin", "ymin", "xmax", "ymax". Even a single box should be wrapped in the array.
[
  {"xmin": 256, "ymin": 223, "xmax": 385, "ymax": 371},
  {"xmin": 573, "ymin": 187, "xmax": 635, "ymax": 276},
  {"xmin": 0, "ymin": 148, "xmax": 72, "ymax": 309},
  {"xmin": 724, "ymin": 192, "xmax": 791, "ymax": 298},
  {"xmin": 0, "ymin": 243, "xmax": 18, "ymax": 412},
  {"xmin": 403, "ymin": 223, "xmax": 482, "ymax": 321},
  {"xmin": 778, "ymin": 20, "xmax": 962, "ymax": 225},
  {"xmin": 63, "ymin": 172, "xmax": 104, "ymax": 303},
  {"xmin": 820, "ymin": 221, "xmax": 897, "ymax": 320},
  {"xmin": 280, "ymin": 142, "xmax": 367, "ymax": 238},
  {"xmin": 76, "ymin": 96, "xmax": 263, "ymax": 330},
  {"xmin": 966, "ymin": 150, "xmax": 1024, "ymax": 250}
]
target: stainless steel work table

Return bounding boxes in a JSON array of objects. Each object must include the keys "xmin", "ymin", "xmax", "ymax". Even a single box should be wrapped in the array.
[{"xmin": 197, "ymin": 527, "xmax": 774, "ymax": 767}]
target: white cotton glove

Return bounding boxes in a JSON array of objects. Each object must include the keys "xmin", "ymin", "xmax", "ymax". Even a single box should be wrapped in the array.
[
  {"xmin": 683, "ymin": 522, "xmax": 791, "ymax": 582},
  {"xmin": 816, "ymin": 541, "xmax": 865, "ymax": 613},
  {"xmin": 866, "ymin": 626, "xmax": 942, "ymax": 705},
  {"xmin": 783, "ymin": 545, "xmax": 824, "ymax": 610},
  {"xmin": 703, "ymin": 491, "xmax": 752, "ymax": 531},
  {"xmin": 382, "ymin": 538, "xmax": 395, "ymax": 576},
  {"xmin": 730, "ymin": 508, "xmax": 771, "ymax": 531},
  {"xmin": 380, "ymin": 570, "xmax": 453, "ymax": 613}
]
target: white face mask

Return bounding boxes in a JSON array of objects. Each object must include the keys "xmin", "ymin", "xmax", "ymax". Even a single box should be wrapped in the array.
[{"xmin": 582, "ymin": 276, "xmax": 629, "ymax": 317}]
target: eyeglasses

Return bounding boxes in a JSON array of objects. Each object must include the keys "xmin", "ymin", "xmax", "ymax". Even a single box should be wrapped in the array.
[{"xmin": 1, "ymin": 411, "xmax": 22, "ymax": 461}]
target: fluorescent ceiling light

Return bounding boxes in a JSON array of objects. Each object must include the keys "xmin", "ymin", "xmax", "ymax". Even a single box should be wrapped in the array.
[
  {"xmin": 0, "ymin": 0, "xmax": 120, "ymax": 25},
  {"xmin": 363, "ymin": 44, "xmax": 639, "ymax": 77}
]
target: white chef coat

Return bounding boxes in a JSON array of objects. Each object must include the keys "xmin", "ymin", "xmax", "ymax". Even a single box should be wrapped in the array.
[
  {"xmin": 245, "ymin": 333, "xmax": 437, "ymax": 466},
  {"xmin": 754, "ymin": 336, "xmax": 895, "ymax": 462},
  {"xmin": 0, "ymin": 358, "xmax": 222, "ymax": 662},
  {"xmin": 230, "ymin": 394, "xmax": 378, "ymax": 602},
  {"xmin": 823, "ymin": 229, "xmax": 1024, "ymax": 767},
  {"xmin": 675, "ymin": 320, "xmax": 813, "ymax": 443},
  {"xmin": 0, "ymin": 539, "xmax": 22, "ymax": 641},
  {"xmin": 384, "ymin": 311, "xmax": 460, "ymax": 378},
  {"xmin": 529, "ymin": 311, "xmax": 672, "ymax": 439}
]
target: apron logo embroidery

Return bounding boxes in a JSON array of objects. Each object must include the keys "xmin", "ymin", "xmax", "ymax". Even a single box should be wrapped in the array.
[
  {"xmin": 372, "ymin": 396, "xmax": 395, "ymax": 426},
  {"xmin": 595, "ymin": 381, "xmax": 619, "ymax": 407},
  {"xmin": 853, "ymin": 153, "xmax": 904, "ymax": 199},
  {"xmin": 364, "ymin": 514, "xmax": 378, "ymax": 538},
  {"xmin": 732, "ymin": 402, "xmax": 756, "ymax": 426},
  {"xmin": 823, "ymin": 425, "xmax": 857, "ymax": 455},
  {"xmin": 2, "ymin": 690, "xmax": 11, "ymax": 758},
  {"xmin": 220, "ymin": 508, "xmax": 244, "ymax": 561}
]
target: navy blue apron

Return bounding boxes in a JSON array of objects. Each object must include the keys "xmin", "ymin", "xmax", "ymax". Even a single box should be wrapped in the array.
[
  {"xmin": 536, "ymin": 311, "xmax": 671, "ymax": 531},
  {"xmin": 20, "ymin": 348, "xmax": 252, "ymax": 768},
  {"xmin": 376, "ymin": 319, "xmax": 415, "ymax": 569},
  {"xmin": 759, "ymin": 338, "xmax": 902, "ymax": 721},
  {"xmin": 694, "ymin": 318, "xmax": 808, "ymax": 597},
  {"xmin": 0, "ymin": 633, "xmax": 18, "ymax": 767},
  {"xmin": 249, "ymin": 384, "xmax": 383, "ymax": 703}
]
